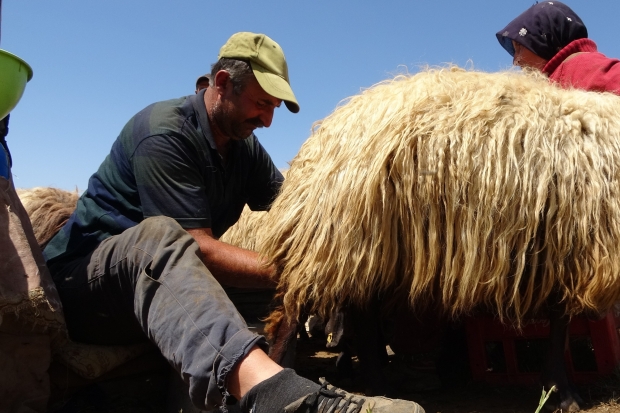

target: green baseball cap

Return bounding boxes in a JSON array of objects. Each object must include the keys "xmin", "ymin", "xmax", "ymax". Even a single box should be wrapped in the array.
[{"xmin": 218, "ymin": 32, "xmax": 299, "ymax": 113}]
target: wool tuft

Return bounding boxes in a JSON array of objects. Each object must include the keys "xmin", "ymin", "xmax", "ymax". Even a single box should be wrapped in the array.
[{"xmin": 17, "ymin": 187, "xmax": 79, "ymax": 249}]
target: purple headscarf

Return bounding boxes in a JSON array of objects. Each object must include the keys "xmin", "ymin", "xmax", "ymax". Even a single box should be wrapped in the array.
[{"xmin": 496, "ymin": 1, "xmax": 587, "ymax": 60}]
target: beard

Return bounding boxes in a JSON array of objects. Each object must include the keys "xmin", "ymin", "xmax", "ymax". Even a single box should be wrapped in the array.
[
  {"xmin": 231, "ymin": 118, "xmax": 264, "ymax": 140},
  {"xmin": 212, "ymin": 100, "xmax": 263, "ymax": 141}
]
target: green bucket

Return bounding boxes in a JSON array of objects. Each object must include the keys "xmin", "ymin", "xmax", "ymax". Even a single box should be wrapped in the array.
[{"xmin": 0, "ymin": 49, "xmax": 33, "ymax": 120}]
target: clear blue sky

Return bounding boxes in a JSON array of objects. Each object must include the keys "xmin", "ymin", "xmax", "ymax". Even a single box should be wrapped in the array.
[{"xmin": 3, "ymin": 0, "xmax": 620, "ymax": 191}]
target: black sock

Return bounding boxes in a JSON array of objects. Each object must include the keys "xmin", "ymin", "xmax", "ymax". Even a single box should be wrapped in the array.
[{"xmin": 239, "ymin": 368, "xmax": 320, "ymax": 413}]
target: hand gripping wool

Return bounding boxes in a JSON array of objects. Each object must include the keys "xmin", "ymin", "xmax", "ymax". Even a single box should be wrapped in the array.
[{"xmin": 259, "ymin": 67, "xmax": 620, "ymax": 328}]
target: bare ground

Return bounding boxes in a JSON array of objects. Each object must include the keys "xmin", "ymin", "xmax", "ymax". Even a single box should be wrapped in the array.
[
  {"xmin": 292, "ymin": 335, "xmax": 620, "ymax": 413},
  {"xmin": 48, "ymin": 333, "xmax": 620, "ymax": 413}
]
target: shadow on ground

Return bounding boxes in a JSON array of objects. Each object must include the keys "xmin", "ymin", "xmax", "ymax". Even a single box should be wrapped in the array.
[{"xmin": 48, "ymin": 334, "xmax": 620, "ymax": 413}]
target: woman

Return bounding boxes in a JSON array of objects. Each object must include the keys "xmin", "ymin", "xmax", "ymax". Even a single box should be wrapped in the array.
[
  {"xmin": 497, "ymin": 4, "xmax": 620, "ymax": 411},
  {"xmin": 496, "ymin": 1, "xmax": 620, "ymax": 94}
]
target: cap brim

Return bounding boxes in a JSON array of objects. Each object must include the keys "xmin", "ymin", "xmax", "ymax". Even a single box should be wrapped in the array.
[{"xmin": 251, "ymin": 62, "xmax": 299, "ymax": 113}]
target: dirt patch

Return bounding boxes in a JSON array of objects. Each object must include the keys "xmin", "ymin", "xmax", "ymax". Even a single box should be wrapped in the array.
[{"xmin": 49, "ymin": 333, "xmax": 620, "ymax": 412}]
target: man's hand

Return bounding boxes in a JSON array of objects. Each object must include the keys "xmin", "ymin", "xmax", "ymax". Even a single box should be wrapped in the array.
[{"xmin": 186, "ymin": 227, "xmax": 277, "ymax": 289}]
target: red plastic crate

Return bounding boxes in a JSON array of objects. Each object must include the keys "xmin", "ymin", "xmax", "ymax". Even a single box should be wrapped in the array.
[{"xmin": 465, "ymin": 309, "xmax": 620, "ymax": 384}]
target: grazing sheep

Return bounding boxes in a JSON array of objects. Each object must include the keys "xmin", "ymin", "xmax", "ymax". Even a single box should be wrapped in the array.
[{"xmin": 259, "ymin": 67, "xmax": 620, "ymax": 411}]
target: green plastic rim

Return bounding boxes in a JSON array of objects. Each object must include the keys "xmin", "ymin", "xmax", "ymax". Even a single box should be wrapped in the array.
[
  {"xmin": 0, "ymin": 49, "xmax": 33, "ymax": 120},
  {"xmin": 0, "ymin": 49, "xmax": 33, "ymax": 81}
]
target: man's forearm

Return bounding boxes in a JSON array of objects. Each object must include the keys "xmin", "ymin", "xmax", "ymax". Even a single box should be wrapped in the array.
[{"xmin": 186, "ymin": 228, "xmax": 277, "ymax": 289}]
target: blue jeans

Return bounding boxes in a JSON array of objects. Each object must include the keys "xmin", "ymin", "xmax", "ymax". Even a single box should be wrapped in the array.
[{"xmin": 48, "ymin": 216, "xmax": 268, "ymax": 410}]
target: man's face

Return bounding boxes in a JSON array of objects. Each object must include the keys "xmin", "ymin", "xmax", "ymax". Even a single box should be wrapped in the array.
[{"xmin": 213, "ymin": 74, "xmax": 282, "ymax": 141}]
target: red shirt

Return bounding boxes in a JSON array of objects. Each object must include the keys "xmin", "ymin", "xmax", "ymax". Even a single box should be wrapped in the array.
[{"xmin": 543, "ymin": 38, "xmax": 620, "ymax": 95}]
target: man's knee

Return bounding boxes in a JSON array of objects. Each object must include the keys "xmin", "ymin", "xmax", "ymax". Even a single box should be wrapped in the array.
[
  {"xmin": 138, "ymin": 216, "xmax": 189, "ymax": 240},
  {"xmin": 116, "ymin": 216, "xmax": 197, "ymax": 257}
]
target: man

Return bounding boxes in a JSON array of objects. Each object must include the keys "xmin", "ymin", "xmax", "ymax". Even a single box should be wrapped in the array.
[{"xmin": 44, "ymin": 32, "xmax": 424, "ymax": 413}]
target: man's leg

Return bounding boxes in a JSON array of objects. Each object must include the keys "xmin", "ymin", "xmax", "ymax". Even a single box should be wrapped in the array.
[
  {"xmin": 49, "ymin": 216, "xmax": 424, "ymax": 412},
  {"xmin": 49, "ymin": 216, "xmax": 269, "ymax": 409}
]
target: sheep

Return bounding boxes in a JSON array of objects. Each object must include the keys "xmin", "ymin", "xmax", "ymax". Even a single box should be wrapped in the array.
[
  {"xmin": 16, "ymin": 187, "xmax": 79, "ymax": 250},
  {"xmin": 258, "ymin": 67, "xmax": 620, "ymax": 412}
]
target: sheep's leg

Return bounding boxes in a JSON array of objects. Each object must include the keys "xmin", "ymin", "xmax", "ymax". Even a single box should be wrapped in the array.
[
  {"xmin": 349, "ymin": 303, "xmax": 391, "ymax": 396},
  {"xmin": 324, "ymin": 310, "xmax": 355, "ymax": 380},
  {"xmin": 268, "ymin": 315, "xmax": 299, "ymax": 368},
  {"xmin": 335, "ymin": 344, "xmax": 355, "ymax": 379},
  {"xmin": 434, "ymin": 319, "xmax": 469, "ymax": 388},
  {"xmin": 540, "ymin": 307, "xmax": 584, "ymax": 412}
]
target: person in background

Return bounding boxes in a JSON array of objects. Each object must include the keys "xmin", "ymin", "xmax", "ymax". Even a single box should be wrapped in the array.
[
  {"xmin": 497, "ymin": 4, "xmax": 620, "ymax": 411},
  {"xmin": 195, "ymin": 73, "xmax": 211, "ymax": 93},
  {"xmin": 496, "ymin": 1, "xmax": 620, "ymax": 94}
]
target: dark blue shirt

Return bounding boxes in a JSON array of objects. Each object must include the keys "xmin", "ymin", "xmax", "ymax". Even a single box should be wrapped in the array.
[{"xmin": 45, "ymin": 91, "xmax": 283, "ymax": 264}]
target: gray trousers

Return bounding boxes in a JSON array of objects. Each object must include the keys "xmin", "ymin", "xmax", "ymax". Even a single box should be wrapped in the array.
[{"xmin": 48, "ymin": 216, "xmax": 269, "ymax": 410}]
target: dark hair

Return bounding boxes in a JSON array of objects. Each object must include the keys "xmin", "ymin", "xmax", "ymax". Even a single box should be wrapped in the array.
[{"xmin": 210, "ymin": 58, "xmax": 254, "ymax": 95}]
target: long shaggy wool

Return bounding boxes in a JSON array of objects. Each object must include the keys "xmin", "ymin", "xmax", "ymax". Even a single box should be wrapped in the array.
[
  {"xmin": 260, "ymin": 67, "xmax": 620, "ymax": 326},
  {"xmin": 220, "ymin": 206, "xmax": 268, "ymax": 251},
  {"xmin": 17, "ymin": 187, "xmax": 79, "ymax": 249},
  {"xmin": 220, "ymin": 170, "xmax": 287, "ymax": 249}
]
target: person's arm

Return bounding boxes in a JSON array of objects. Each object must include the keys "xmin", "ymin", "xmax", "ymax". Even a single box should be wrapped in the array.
[
  {"xmin": 131, "ymin": 134, "xmax": 275, "ymax": 288},
  {"xmin": 186, "ymin": 227, "xmax": 277, "ymax": 289}
]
